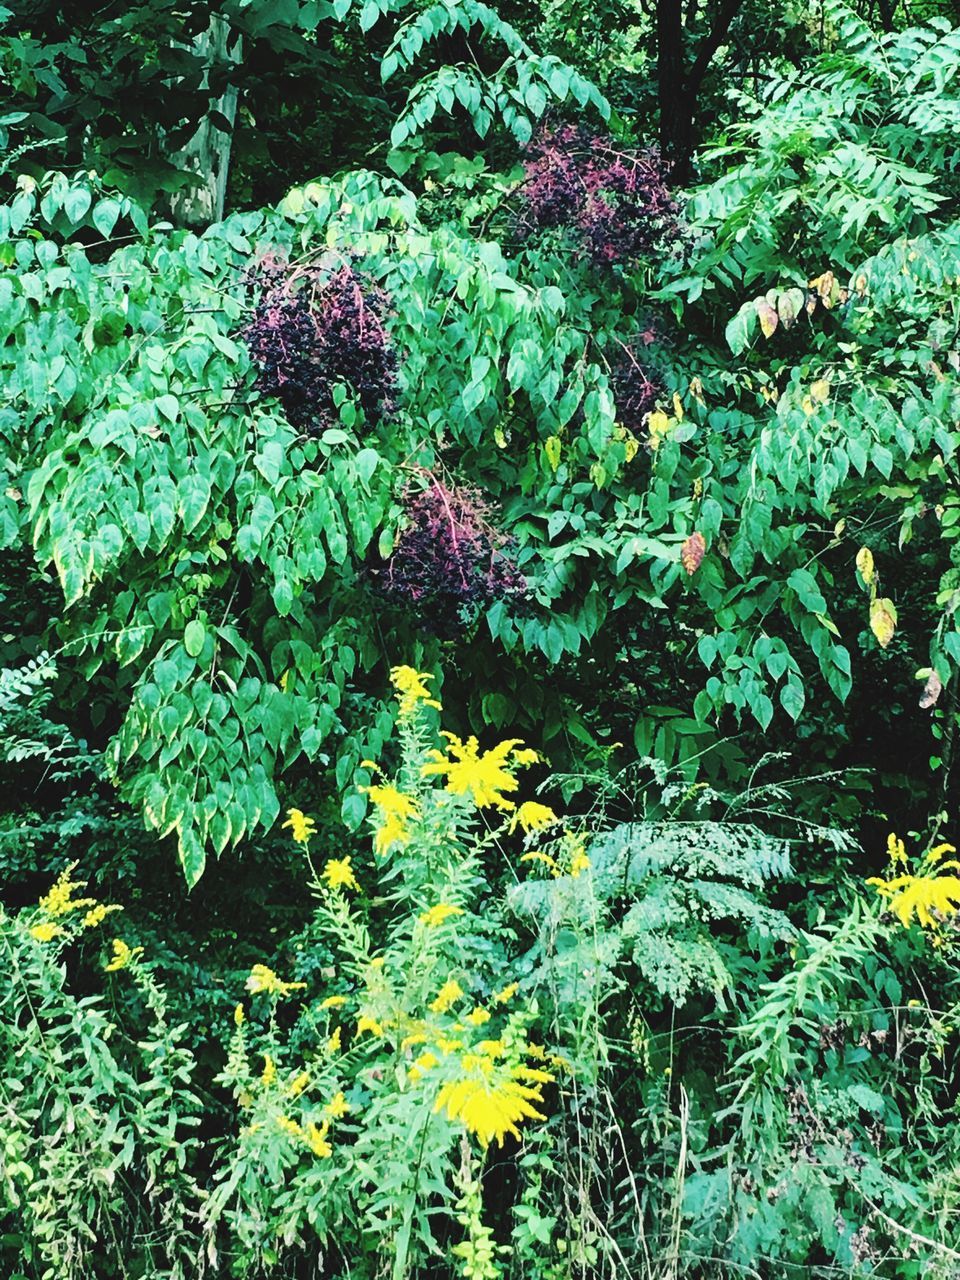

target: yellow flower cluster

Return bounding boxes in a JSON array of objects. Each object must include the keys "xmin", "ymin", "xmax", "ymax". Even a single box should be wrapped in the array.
[
  {"xmin": 282, "ymin": 807, "xmax": 316, "ymax": 845},
  {"xmin": 361, "ymin": 783, "xmax": 419, "ymax": 856},
  {"xmin": 430, "ymin": 979, "xmax": 464, "ymax": 1014},
  {"xmin": 39, "ymin": 864, "xmax": 97, "ymax": 918},
  {"xmin": 29, "ymin": 864, "xmax": 123, "ymax": 949},
  {"xmin": 273, "ymin": 1098, "xmax": 348, "ymax": 1159},
  {"xmin": 520, "ymin": 832, "xmax": 590, "ymax": 879},
  {"xmin": 419, "ymin": 902, "xmax": 464, "ymax": 928},
  {"xmin": 104, "ymin": 938, "xmax": 144, "ymax": 972},
  {"xmin": 433, "ymin": 1044, "xmax": 554, "ymax": 1149},
  {"xmin": 390, "ymin": 665, "xmax": 442, "ymax": 720},
  {"xmin": 321, "ymin": 856, "xmax": 360, "ymax": 893},
  {"xmin": 246, "ymin": 964, "xmax": 307, "ymax": 998},
  {"xmin": 508, "ymin": 801, "xmax": 558, "ymax": 835},
  {"xmin": 867, "ymin": 834, "xmax": 960, "ymax": 937},
  {"xmin": 422, "ymin": 733, "xmax": 536, "ymax": 811}
]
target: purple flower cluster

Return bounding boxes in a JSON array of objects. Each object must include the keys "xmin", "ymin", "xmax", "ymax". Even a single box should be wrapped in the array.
[
  {"xmin": 241, "ymin": 253, "xmax": 396, "ymax": 434},
  {"xmin": 519, "ymin": 125, "xmax": 682, "ymax": 268},
  {"xmin": 373, "ymin": 478, "xmax": 527, "ymax": 637}
]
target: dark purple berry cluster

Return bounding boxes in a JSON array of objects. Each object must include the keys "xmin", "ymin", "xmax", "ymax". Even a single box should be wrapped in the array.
[
  {"xmin": 241, "ymin": 253, "xmax": 397, "ymax": 434},
  {"xmin": 519, "ymin": 125, "xmax": 682, "ymax": 268},
  {"xmin": 372, "ymin": 477, "xmax": 527, "ymax": 637},
  {"xmin": 609, "ymin": 338, "xmax": 664, "ymax": 434}
]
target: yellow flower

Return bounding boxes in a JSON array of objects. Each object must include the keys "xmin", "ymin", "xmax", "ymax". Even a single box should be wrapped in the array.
[
  {"xmin": 434, "ymin": 1061, "xmax": 554, "ymax": 1148},
  {"xmin": 569, "ymin": 845, "xmax": 590, "ymax": 878},
  {"xmin": 261, "ymin": 1054, "xmax": 277, "ymax": 1087},
  {"xmin": 327, "ymin": 1026, "xmax": 343, "ymax": 1055},
  {"xmin": 234, "ymin": 1003, "xmax": 245, "ymax": 1027},
  {"xmin": 509, "ymin": 801, "xmax": 558, "ymax": 835},
  {"xmin": 324, "ymin": 1090, "xmax": 350, "ymax": 1118},
  {"xmin": 436, "ymin": 1037, "xmax": 464, "ymax": 1054},
  {"xmin": 322, "ymin": 856, "xmax": 360, "ymax": 893},
  {"xmin": 409, "ymin": 1051, "xmax": 438, "ymax": 1081},
  {"xmin": 361, "ymin": 783, "xmax": 419, "ymax": 855},
  {"xmin": 520, "ymin": 851, "xmax": 558, "ymax": 873},
  {"xmin": 104, "ymin": 938, "xmax": 143, "ymax": 972},
  {"xmin": 419, "ymin": 903, "xmax": 464, "ymax": 927},
  {"xmin": 927, "ymin": 842, "xmax": 957, "ymax": 864},
  {"xmin": 276, "ymin": 1114, "xmax": 303, "ymax": 1139},
  {"xmin": 422, "ymin": 734, "xmax": 526, "ymax": 810},
  {"xmin": 493, "ymin": 983, "xmax": 518, "ymax": 1004},
  {"xmin": 81, "ymin": 903, "xmax": 122, "ymax": 929},
  {"xmin": 887, "ymin": 833, "xmax": 907, "ymax": 867},
  {"xmin": 305, "ymin": 1119, "xmax": 332, "ymax": 1158},
  {"xmin": 29, "ymin": 921, "xmax": 64, "ymax": 943},
  {"xmin": 476, "ymin": 1039, "xmax": 505, "ymax": 1058},
  {"xmin": 356, "ymin": 1014, "xmax": 384, "ymax": 1038},
  {"xmin": 245, "ymin": 964, "xmax": 306, "ymax": 997},
  {"xmin": 512, "ymin": 748, "xmax": 540, "ymax": 767},
  {"xmin": 39, "ymin": 864, "xmax": 97, "ymax": 918},
  {"xmin": 282, "ymin": 807, "xmax": 317, "ymax": 846},
  {"xmin": 390, "ymin": 665, "xmax": 442, "ymax": 719},
  {"xmin": 464, "ymin": 1007, "xmax": 491, "ymax": 1027},
  {"xmin": 320, "ymin": 994, "xmax": 348, "ymax": 1009},
  {"xmin": 430, "ymin": 979, "xmax": 464, "ymax": 1014},
  {"xmin": 287, "ymin": 1071, "xmax": 310, "ymax": 1098},
  {"xmin": 867, "ymin": 871, "xmax": 960, "ymax": 930}
]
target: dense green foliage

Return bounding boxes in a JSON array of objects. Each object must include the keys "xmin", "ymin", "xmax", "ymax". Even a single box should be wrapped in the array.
[{"xmin": 2, "ymin": 0, "xmax": 960, "ymax": 1276}]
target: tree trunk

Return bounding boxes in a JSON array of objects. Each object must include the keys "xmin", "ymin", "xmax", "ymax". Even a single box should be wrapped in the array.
[
  {"xmin": 658, "ymin": 0, "xmax": 693, "ymax": 175},
  {"xmin": 168, "ymin": 15, "xmax": 240, "ymax": 227}
]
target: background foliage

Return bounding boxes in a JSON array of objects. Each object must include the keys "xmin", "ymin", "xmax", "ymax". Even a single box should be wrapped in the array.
[{"xmin": 1, "ymin": 0, "xmax": 959, "ymax": 1276}]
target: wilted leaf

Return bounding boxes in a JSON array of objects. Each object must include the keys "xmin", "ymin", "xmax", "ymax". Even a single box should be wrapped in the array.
[
  {"xmin": 919, "ymin": 669, "xmax": 943, "ymax": 709},
  {"xmin": 777, "ymin": 287, "xmax": 805, "ymax": 329},
  {"xmin": 869, "ymin": 597, "xmax": 897, "ymax": 649},
  {"xmin": 810, "ymin": 270, "xmax": 835, "ymax": 306},
  {"xmin": 855, "ymin": 546, "xmax": 875, "ymax": 585},
  {"xmin": 681, "ymin": 531, "xmax": 706, "ymax": 576},
  {"xmin": 755, "ymin": 299, "xmax": 779, "ymax": 339}
]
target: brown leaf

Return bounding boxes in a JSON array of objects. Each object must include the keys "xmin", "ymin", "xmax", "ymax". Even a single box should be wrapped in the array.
[
  {"xmin": 681, "ymin": 531, "xmax": 706, "ymax": 576},
  {"xmin": 919, "ymin": 670, "xmax": 943, "ymax": 710}
]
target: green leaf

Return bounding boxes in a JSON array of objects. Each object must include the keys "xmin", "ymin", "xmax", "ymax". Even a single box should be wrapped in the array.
[
  {"xmin": 92, "ymin": 198, "xmax": 121, "ymax": 239},
  {"xmin": 184, "ymin": 619, "xmax": 206, "ymax": 658}
]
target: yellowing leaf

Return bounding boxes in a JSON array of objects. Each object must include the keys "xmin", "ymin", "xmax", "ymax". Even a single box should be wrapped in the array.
[
  {"xmin": 647, "ymin": 410, "xmax": 671, "ymax": 450},
  {"xmin": 672, "ymin": 392, "xmax": 684, "ymax": 421},
  {"xmin": 855, "ymin": 546, "xmax": 875, "ymax": 585},
  {"xmin": 869, "ymin": 597, "xmax": 897, "ymax": 649},
  {"xmin": 755, "ymin": 299, "xmax": 779, "ymax": 339},
  {"xmin": 544, "ymin": 436, "xmax": 561, "ymax": 472},
  {"xmin": 810, "ymin": 379, "xmax": 830, "ymax": 404}
]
